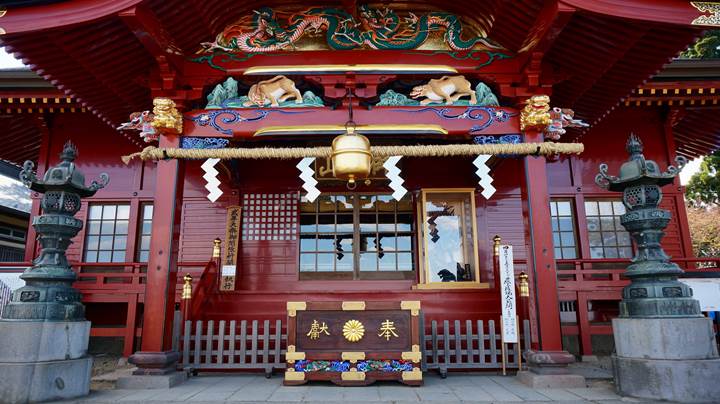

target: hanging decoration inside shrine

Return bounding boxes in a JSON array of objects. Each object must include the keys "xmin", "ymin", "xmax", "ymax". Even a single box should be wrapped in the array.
[
  {"xmin": 201, "ymin": 158, "xmax": 222, "ymax": 202},
  {"xmin": 473, "ymin": 155, "xmax": 496, "ymax": 199}
]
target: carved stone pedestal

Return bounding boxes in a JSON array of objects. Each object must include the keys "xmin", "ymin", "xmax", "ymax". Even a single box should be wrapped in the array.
[
  {"xmin": 612, "ymin": 317, "xmax": 720, "ymax": 402},
  {"xmin": 516, "ymin": 350, "xmax": 585, "ymax": 388},
  {"xmin": 0, "ymin": 320, "xmax": 92, "ymax": 402}
]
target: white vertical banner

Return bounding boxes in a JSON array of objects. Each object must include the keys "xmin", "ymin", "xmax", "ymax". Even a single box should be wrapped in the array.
[{"xmin": 499, "ymin": 245, "xmax": 518, "ymax": 343}]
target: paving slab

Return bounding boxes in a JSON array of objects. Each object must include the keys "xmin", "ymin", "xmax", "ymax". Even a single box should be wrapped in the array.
[{"xmin": 57, "ymin": 372, "xmax": 649, "ymax": 403}]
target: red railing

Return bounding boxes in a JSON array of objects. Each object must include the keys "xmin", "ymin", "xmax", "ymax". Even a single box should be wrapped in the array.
[
  {"xmin": 555, "ymin": 256, "xmax": 720, "ymax": 357},
  {"xmin": 0, "ymin": 259, "xmax": 215, "ymax": 357},
  {"xmin": 556, "ymin": 257, "xmax": 720, "ymax": 289}
]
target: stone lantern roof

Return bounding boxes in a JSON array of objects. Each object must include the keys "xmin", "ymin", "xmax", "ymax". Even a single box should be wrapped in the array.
[
  {"xmin": 19, "ymin": 141, "xmax": 108, "ymax": 197},
  {"xmin": 595, "ymin": 133, "xmax": 687, "ymax": 192}
]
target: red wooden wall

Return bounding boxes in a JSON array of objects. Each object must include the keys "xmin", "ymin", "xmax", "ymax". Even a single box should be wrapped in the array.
[{"xmin": 24, "ymin": 105, "xmax": 695, "ymax": 350}]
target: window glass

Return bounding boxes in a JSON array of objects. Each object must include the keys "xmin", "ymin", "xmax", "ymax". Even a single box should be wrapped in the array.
[
  {"xmin": 84, "ymin": 204, "xmax": 130, "ymax": 263},
  {"xmin": 421, "ymin": 191, "xmax": 478, "ymax": 284},
  {"xmin": 298, "ymin": 193, "xmax": 414, "ymax": 279},
  {"xmin": 136, "ymin": 204, "xmax": 153, "ymax": 262},
  {"xmin": 584, "ymin": 200, "xmax": 632, "ymax": 259},
  {"xmin": 549, "ymin": 200, "xmax": 578, "ymax": 259}
]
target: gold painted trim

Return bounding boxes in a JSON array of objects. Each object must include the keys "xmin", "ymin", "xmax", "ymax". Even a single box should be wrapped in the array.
[
  {"xmin": 341, "ymin": 352, "xmax": 366, "ymax": 363},
  {"xmin": 284, "ymin": 369, "xmax": 305, "ymax": 381},
  {"xmin": 287, "ymin": 301, "xmax": 307, "ymax": 317},
  {"xmin": 341, "ymin": 369, "xmax": 366, "ymax": 381},
  {"xmin": 414, "ymin": 282, "xmax": 491, "ymax": 290},
  {"xmin": 286, "ymin": 345, "xmax": 306, "ymax": 363},
  {"xmin": 254, "ymin": 124, "xmax": 448, "ymax": 137},
  {"xmin": 401, "ymin": 368, "xmax": 423, "ymax": 381},
  {"xmin": 691, "ymin": 2, "xmax": 720, "ymax": 26},
  {"xmin": 419, "ymin": 188, "xmax": 481, "ymax": 288},
  {"xmin": 245, "ymin": 64, "xmax": 458, "ymax": 75},
  {"xmin": 400, "ymin": 301, "xmax": 421, "ymax": 316},
  {"xmin": 342, "ymin": 301, "xmax": 366, "ymax": 311},
  {"xmin": 402, "ymin": 345, "xmax": 422, "ymax": 363}
]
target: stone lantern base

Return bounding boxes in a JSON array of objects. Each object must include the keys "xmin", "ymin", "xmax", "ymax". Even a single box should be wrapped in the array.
[
  {"xmin": 612, "ymin": 317, "xmax": 720, "ymax": 402},
  {"xmin": 0, "ymin": 320, "xmax": 93, "ymax": 403}
]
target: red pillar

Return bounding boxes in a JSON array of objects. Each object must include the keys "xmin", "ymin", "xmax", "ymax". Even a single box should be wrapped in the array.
[
  {"xmin": 129, "ymin": 134, "xmax": 185, "ymax": 375},
  {"xmin": 521, "ymin": 129, "xmax": 563, "ymax": 351}
]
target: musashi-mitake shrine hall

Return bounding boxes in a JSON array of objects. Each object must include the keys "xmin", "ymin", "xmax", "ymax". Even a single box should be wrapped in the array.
[{"xmin": 0, "ymin": 0, "xmax": 719, "ymax": 401}]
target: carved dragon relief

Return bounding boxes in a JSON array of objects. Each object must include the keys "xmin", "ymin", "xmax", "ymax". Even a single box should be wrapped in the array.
[{"xmin": 200, "ymin": 6, "xmax": 505, "ymax": 53}]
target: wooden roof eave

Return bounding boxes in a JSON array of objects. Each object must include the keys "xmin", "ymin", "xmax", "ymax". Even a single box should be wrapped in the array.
[
  {"xmin": 560, "ymin": 0, "xmax": 713, "ymax": 27},
  {"xmin": 0, "ymin": 0, "xmax": 143, "ymax": 34}
]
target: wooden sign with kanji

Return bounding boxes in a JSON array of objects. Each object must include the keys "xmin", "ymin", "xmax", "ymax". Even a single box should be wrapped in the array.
[{"xmin": 284, "ymin": 301, "xmax": 422, "ymax": 386}]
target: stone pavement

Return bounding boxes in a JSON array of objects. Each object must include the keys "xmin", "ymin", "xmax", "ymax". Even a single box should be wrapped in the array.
[{"xmin": 58, "ymin": 373, "xmax": 667, "ymax": 403}]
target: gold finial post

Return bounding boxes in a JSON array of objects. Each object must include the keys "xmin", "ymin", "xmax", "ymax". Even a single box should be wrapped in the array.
[
  {"xmin": 212, "ymin": 238, "xmax": 221, "ymax": 258},
  {"xmin": 493, "ymin": 235, "xmax": 501, "ymax": 257},
  {"xmin": 182, "ymin": 274, "xmax": 193, "ymax": 300},
  {"xmin": 518, "ymin": 271, "xmax": 529, "ymax": 297}
]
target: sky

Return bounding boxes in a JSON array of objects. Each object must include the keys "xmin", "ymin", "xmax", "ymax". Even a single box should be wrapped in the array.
[{"xmin": 0, "ymin": 48, "xmax": 24, "ymax": 69}]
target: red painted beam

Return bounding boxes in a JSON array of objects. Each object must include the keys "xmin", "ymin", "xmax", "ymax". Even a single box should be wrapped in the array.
[
  {"xmin": 119, "ymin": 4, "xmax": 185, "ymax": 74},
  {"xmin": 139, "ymin": 134, "xmax": 185, "ymax": 353},
  {"xmin": 521, "ymin": 129, "xmax": 563, "ymax": 351},
  {"xmin": 183, "ymin": 106, "xmax": 520, "ymax": 138}
]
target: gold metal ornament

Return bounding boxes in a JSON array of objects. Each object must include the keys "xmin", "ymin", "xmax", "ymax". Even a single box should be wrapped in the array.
[
  {"xmin": 181, "ymin": 274, "xmax": 193, "ymax": 300},
  {"xmin": 212, "ymin": 237, "xmax": 221, "ymax": 258},
  {"xmin": 342, "ymin": 319, "xmax": 365, "ymax": 342},
  {"xmin": 331, "ymin": 123, "xmax": 372, "ymax": 187},
  {"xmin": 518, "ymin": 271, "xmax": 530, "ymax": 297},
  {"xmin": 520, "ymin": 95, "xmax": 551, "ymax": 132},
  {"xmin": 151, "ymin": 97, "xmax": 183, "ymax": 135},
  {"xmin": 691, "ymin": 2, "xmax": 720, "ymax": 26}
]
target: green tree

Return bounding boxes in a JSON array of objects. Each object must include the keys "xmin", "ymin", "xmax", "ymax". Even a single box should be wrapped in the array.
[
  {"xmin": 681, "ymin": 30, "xmax": 720, "ymax": 59},
  {"xmin": 686, "ymin": 150, "xmax": 720, "ymax": 205},
  {"xmin": 686, "ymin": 205, "xmax": 720, "ymax": 257}
]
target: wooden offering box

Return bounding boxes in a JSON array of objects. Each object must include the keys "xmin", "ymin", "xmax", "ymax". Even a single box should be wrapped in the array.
[{"xmin": 284, "ymin": 301, "xmax": 422, "ymax": 386}]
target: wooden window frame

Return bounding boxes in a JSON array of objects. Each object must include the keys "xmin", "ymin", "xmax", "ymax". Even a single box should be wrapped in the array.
[
  {"xmin": 583, "ymin": 199, "xmax": 633, "ymax": 259},
  {"xmin": 135, "ymin": 203, "xmax": 153, "ymax": 262},
  {"xmin": 550, "ymin": 199, "xmax": 579, "ymax": 259},
  {"xmin": 83, "ymin": 203, "xmax": 131, "ymax": 263},
  {"xmin": 415, "ymin": 188, "xmax": 488, "ymax": 290},
  {"xmin": 299, "ymin": 193, "xmax": 415, "ymax": 281}
]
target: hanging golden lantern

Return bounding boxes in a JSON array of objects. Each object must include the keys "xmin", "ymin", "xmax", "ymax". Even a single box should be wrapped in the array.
[{"xmin": 331, "ymin": 123, "xmax": 372, "ymax": 186}]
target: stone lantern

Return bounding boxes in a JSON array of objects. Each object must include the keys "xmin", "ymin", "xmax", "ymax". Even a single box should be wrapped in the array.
[
  {"xmin": 0, "ymin": 141, "xmax": 108, "ymax": 403},
  {"xmin": 596, "ymin": 134, "xmax": 719, "ymax": 402}
]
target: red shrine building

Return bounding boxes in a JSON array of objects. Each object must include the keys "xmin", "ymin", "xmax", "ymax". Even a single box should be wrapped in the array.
[{"xmin": 0, "ymin": 0, "xmax": 719, "ymax": 376}]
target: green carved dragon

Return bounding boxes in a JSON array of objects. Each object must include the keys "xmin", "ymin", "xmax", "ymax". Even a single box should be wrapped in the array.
[{"xmin": 201, "ymin": 5, "xmax": 504, "ymax": 52}]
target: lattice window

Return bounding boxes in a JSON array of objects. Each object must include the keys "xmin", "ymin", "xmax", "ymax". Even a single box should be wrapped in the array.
[
  {"xmin": 136, "ymin": 204, "xmax": 153, "ymax": 262},
  {"xmin": 584, "ymin": 200, "xmax": 632, "ymax": 259},
  {"xmin": 84, "ymin": 204, "xmax": 129, "ymax": 263},
  {"xmin": 299, "ymin": 194, "xmax": 414, "ymax": 280},
  {"xmin": 241, "ymin": 193, "xmax": 298, "ymax": 241},
  {"xmin": 550, "ymin": 200, "xmax": 578, "ymax": 259}
]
